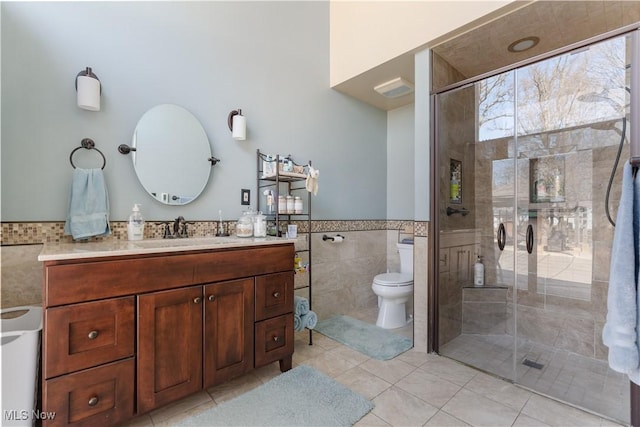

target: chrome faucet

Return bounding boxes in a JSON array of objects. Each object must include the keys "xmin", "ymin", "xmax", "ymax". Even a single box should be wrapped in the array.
[
  {"xmin": 173, "ymin": 216, "xmax": 185, "ymax": 236},
  {"xmin": 157, "ymin": 217, "xmax": 190, "ymax": 238}
]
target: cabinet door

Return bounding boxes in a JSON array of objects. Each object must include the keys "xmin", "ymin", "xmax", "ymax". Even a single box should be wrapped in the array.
[
  {"xmin": 255, "ymin": 272, "xmax": 293, "ymax": 321},
  {"xmin": 44, "ymin": 359, "xmax": 134, "ymax": 427},
  {"xmin": 137, "ymin": 286, "xmax": 203, "ymax": 414},
  {"xmin": 255, "ymin": 314, "xmax": 294, "ymax": 369},
  {"xmin": 203, "ymin": 278, "xmax": 254, "ymax": 388},
  {"xmin": 44, "ymin": 297, "xmax": 135, "ymax": 379}
]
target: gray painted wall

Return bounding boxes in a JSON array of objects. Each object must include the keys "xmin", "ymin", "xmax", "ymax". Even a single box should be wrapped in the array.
[
  {"xmin": 387, "ymin": 104, "xmax": 415, "ymax": 220},
  {"xmin": 1, "ymin": 1, "xmax": 387, "ymax": 222}
]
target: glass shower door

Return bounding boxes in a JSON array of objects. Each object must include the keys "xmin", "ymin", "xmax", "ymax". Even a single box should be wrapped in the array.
[
  {"xmin": 436, "ymin": 71, "xmax": 518, "ymax": 381},
  {"xmin": 435, "ymin": 30, "xmax": 633, "ymax": 424},
  {"xmin": 512, "ymin": 34, "xmax": 631, "ymax": 422}
]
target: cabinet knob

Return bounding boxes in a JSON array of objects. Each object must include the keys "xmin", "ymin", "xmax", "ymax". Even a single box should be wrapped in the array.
[
  {"xmin": 87, "ymin": 330, "xmax": 99, "ymax": 340},
  {"xmin": 273, "ymin": 335, "xmax": 280, "ymax": 342},
  {"xmin": 88, "ymin": 396, "xmax": 99, "ymax": 407},
  {"xmin": 272, "ymin": 291, "xmax": 280, "ymax": 298},
  {"xmin": 208, "ymin": 295, "xmax": 216, "ymax": 302},
  {"xmin": 193, "ymin": 297, "xmax": 202, "ymax": 304}
]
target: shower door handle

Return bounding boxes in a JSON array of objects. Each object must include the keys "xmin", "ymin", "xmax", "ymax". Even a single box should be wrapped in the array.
[
  {"xmin": 497, "ymin": 223, "xmax": 506, "ymax": 251},
  {"xmin": 526, "ymin": 224, "xmax": 534, "ymax": 254}
]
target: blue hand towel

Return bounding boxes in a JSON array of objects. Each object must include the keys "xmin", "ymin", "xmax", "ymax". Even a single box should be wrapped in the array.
[
  {"xmin": 301, "ymin": 310, "xmax": 317, "ymax": 330},
  {"xmin": 603, "ymin": 161, "xmax": 640, "ymax": 377},
  {"xmin": 293, "ymin": 313, "xmax": 303, "ymax": 332},
  {"xmin": 294, "ymin": 295, "xmax": 310, "ymax": 316},
  {"xmin": 64, "ymin": 168, "xmax": 111, "ymax": 240}
]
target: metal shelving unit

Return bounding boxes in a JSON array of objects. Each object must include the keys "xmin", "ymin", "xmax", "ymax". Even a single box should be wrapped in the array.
[{"xmin": 257, "ymin": 149, "xmax": 313, "ymax": 344}]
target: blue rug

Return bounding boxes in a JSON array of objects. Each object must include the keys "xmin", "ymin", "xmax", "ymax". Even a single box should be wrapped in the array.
[
  {"xmin": 315, "ymin": 315, "xmax": 412, "ymax": 360},
  {"xmin": 176, "ymin": 365, "xmax": 373, "ymax": 426}
]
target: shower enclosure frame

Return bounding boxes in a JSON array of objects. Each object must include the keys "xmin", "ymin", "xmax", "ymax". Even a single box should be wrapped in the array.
[{"xmin": 428, "ymin": 22, "xmax": 640, "ymax": 423}]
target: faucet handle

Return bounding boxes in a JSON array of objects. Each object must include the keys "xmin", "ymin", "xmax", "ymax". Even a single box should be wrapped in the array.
[
  {"xmin": 180, "ymin": 221, "xmax": 194, "ymax": 238},
  {"xmin": 155, "ymin": 222, "xmax": 173, "ymax": 238}
]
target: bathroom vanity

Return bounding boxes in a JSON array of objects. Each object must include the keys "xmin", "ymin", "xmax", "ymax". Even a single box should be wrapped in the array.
[{"xmin": 38, "ymin": 237, "xmax": 295, "ymax": 426}]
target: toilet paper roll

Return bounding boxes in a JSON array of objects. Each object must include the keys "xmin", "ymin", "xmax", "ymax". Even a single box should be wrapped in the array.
[
  {"xmin": 332, "ymin": 236, "xmax": 343, "ymax": 243},
  {"xmin": 77, "ymin": 76, "xmax": 101, "ymax": 111},
  {"xmin": 232, "ymin": 114, "xmax": 246, "ymax": 140}
]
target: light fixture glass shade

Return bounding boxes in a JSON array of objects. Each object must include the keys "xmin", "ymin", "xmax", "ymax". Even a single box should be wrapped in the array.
[
  {"xmin": 76, "ymin": 68, "xmax": 101, "ymax": 111},
  {"xmin": 227, "ymin": 109, "xmax": 246, "ymax": 141},
  {"xmin": 232, "ymin": 114, "xmax": 246, "ymax": 140}
]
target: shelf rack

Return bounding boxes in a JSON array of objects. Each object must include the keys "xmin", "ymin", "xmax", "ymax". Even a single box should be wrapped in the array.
[{"xmin": 257, "ymin": 149, "xmax": 313, "ymax": 344}]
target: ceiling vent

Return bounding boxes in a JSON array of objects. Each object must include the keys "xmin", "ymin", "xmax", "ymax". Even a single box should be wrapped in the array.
[{"xmin": 374, "ymin": 77, "xmax": 414, "ymax": 98}]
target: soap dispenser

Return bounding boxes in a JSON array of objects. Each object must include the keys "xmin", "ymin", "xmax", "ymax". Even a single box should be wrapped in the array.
[
  {"xmin": 127, "ymin": 203, "xmax": 145, "ymax": 241},
  {"xmin": 473, "ymin": 255, "xmax": 484, "ymax": 287}
]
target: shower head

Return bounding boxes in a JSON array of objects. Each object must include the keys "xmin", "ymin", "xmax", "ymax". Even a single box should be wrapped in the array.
[{"xmin": 577, "ymin": 91, "xmax": 610, "ymax": 103}]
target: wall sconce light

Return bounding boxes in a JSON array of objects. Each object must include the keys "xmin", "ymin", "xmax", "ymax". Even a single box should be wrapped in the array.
[
  {"xmin": 227, "ymin": 109, "xmax": 246, "ymax": 140},
  {"xmin": 75, "ymin": 67, "xmax": 101, "ymax": 111}
]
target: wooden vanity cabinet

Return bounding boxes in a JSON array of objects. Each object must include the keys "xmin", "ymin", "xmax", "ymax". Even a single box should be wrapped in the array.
[
  {"xmin": 254, "ymin": 272, "xmax": 294, "ymax": 370},
  {"xmin": 137, "ymin": 278, "xmax": 255, "ymax": 414},
  {"xmin": 203, "ymin": 278, "xmax": 254, "ymax": 388},
  {"xmin": 41, "ymin": 243, "xmax": 294, "ymax": 426},
  {"xmin": 137, "ymin": 286, "xmax": 203, "ymax": 414}
]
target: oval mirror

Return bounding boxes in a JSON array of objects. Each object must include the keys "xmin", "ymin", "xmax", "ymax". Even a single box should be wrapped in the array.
[{"xmin": 131, "ymin": 104, "xmax": 212, "ymax": 205}]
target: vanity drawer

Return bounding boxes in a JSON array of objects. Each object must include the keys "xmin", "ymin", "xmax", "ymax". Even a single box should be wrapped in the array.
[
  {"xmin": 44, "ymin": 297, "xmax": 135, "ymax": 379},
  {"xmin": 43, "ymin": 358, "xmax": 134, "ymax": 427},
  {"xmin": 255, "ymin": 272, "xmax": 293, "ymax": 321},
  {"xmin": 254, "ymin": 315, "xmax": 294, "ymax": 368}
]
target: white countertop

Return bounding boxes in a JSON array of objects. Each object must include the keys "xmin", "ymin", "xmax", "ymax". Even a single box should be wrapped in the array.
[{"xmin": 38, "ymin": 236, "xmax": 296, "ymax": 262}]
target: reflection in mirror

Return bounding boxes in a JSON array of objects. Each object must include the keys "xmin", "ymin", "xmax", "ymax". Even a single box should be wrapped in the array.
[{"xmin": 132, "ymin": 104, "xmax": 212, "ymax": 205}]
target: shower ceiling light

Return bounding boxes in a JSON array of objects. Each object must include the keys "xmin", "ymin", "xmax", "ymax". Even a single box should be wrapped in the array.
[
  {"xmin": 508, "ymin": 36, "xmax": 540, "ymax": 53},
  {"xmin": 374, "ymin": 77, "xmax": 414, "ymax": 98}
]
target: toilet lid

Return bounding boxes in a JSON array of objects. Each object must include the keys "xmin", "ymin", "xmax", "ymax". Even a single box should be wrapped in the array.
[{"xmin": 374, "ymin": 272, "xmax": 413, "ymax": 286}]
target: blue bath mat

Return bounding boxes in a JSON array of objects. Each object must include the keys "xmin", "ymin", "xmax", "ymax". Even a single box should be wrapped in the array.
[
  {"xmin": 175, "ymin": 365, "xmax": 373, "ymax": 426},
  {"xmin": 315, "ymin": 315, "xmax": 412, "ymax": 360}
]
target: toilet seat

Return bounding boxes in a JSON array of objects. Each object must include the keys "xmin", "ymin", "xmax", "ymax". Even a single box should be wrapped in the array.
[{"xmin": 373, "ymin": 272, "xmax": 413, "ymax": 286}]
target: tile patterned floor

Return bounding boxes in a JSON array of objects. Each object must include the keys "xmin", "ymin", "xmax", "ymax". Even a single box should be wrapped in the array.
[
  {"xmin": 440, "ymin": 333, "xmax": 629, "ymax": 424},
  {"xmin": 123, "ymin": 330, "xmax": 622, "ymax": 427}
]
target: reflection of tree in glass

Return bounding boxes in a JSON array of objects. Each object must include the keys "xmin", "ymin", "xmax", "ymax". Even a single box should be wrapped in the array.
[
  {"xmin": 477, "ymin": 36, "xmax": 627, "ymax": 142},
  {"xmin": 477, "ymin": 73, "xmax": 514, "ymax": 141}
]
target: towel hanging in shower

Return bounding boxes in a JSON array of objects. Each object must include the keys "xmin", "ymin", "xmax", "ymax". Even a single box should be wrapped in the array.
[{"xmin": 603, "ymin": 161, "xmax": 640, "ymax": 384}]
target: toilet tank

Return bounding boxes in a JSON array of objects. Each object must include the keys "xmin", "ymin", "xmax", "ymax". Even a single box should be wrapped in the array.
[{"xmin": 396, "ymin": 243, "xmax": 413, "ymax": 275}]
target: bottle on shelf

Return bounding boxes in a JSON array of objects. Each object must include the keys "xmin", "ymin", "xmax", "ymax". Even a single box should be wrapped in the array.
[{"xmin": 473, "ymin": 255, "xmax": 484, "ymax": 287}]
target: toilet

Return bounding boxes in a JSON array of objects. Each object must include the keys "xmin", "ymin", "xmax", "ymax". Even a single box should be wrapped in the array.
[{"xmin": 372, "ymin": 242, "xmax": 414, "ymax": 329}]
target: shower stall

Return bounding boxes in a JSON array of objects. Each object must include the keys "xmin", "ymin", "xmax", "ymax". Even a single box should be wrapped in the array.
[{"xmin": 432, "ymin": 29, "xmax": 636, "ymax": 424}]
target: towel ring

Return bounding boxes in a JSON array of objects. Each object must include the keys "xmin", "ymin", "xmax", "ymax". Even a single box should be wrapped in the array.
[{"xmin": 70, "ymin": 138, "xmax": 106, "ymax": 170}]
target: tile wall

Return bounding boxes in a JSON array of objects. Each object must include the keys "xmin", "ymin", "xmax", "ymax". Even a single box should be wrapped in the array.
[{"xmin": 1, "ymin": 220, "xmax": 428, "ymax": 352}]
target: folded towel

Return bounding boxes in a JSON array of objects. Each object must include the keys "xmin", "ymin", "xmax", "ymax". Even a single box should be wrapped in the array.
[
  {"xmin": 301, "ymin": 310, "xmax": 317, "ymax": 330},
  {"xmin": 64, "ymin": 168, "xmax": 111, "ymax": 240},
  {"xmin": 294, "ymin": 313, "xmax": 303, "ymax": 332},
  {"xmin": 294, "ymin": 296, "xmax": 310, "ymax": 316},
  {"xmin": 603, "ymin": 161, "xmax": 640, "ymax": 377},
  {"xmin": 305, "ymin": 166, "xmax": 319, "ymax": 195}
]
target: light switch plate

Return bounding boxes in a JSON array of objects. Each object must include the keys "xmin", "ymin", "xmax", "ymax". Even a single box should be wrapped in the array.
[{"xmin": 241, "ymin": 189, "xmax": 250, "ymax": 205}]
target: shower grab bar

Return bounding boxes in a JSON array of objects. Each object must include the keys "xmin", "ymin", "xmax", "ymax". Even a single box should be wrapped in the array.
[{"xmin": 446, "ymin": 206, "xmax": 469, "ymax": 216}]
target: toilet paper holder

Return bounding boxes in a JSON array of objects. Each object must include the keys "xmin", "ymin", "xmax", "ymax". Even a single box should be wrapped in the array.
[{"xmin": 322, "ymin": 234, "xmax": 345, "ymax": 242}]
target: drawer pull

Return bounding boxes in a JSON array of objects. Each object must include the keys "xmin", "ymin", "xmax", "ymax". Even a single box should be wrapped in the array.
[
  {"xmin": 88, "ymin": 396, "xmax": 99, "ymax": 407},
  {"xmin": 208, "ymin": 295, "xmax": 216, "ymax": 302},
  {"xmin": 273, "ymin": 335, "xmax": 280, "ymax": 342},
  {"xmin": 87, "ymin": 330, "xmax": 99, "ymax": 340},
  {"xmin": 193, "ymin": 297, "xmax": 202, "ymax": 304},
  {"xmin": 272, "ymin": 292, "xmax": 280, "ymax": 298}
]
